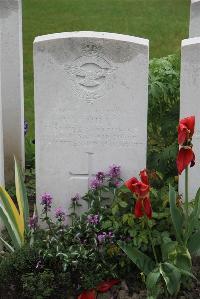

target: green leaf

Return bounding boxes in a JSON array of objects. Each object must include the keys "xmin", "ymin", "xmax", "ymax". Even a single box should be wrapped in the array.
[
  {"xmin": 175, "ymin": 246, "xmax": 192, "ymax": 272},
  {"xmin": 188, "ymin": 188, "xmax": 200, "ymax": 238},
  {"xmin": 0, "ymin": 236, "xmax": 14, "ymax": 253},
  {"xmin": 102, "ymin": 220, "xmax": 112, "ymax": 229},
  {"xmin": 118, "ymin": 241, "xmax": 155, "ymax": 275},
  {"xmin": 112, "ymin": 205, "xmax": 119, "ymax": 215},
  {"xmin": 119, "ymin": 201, "xmax": 128, "ymax": 208},
  {"xmin": 161, "ymin": 241, "xmax": 177, "ymax": 262},
  {"xmin": 15, "ymin": 157, "xmax": 29, "ymax": 231},
  {"xmin": 0, "ymin": 186, "xmax": 23, "ymax": 241},
  {"xmin": 179, "ymin": 268, "xmax": 197, "ymax": 280},
  {"xmin": 188, "ymin": 230, "xmax": 200, "ymax": 255},
  {"xmin": 169, "ymin": 185, "xmax": 183, "ymax": 244},
  {"xmin": 146, "ymin": 268, "xmax": 161, "ymax": 291},
  {"xmin": 160, "ymin": 262, "xmax": 181, "ymax": 296},
  {"xmin": 0, "ymin": 205, "xmax": 21, "ymax": 249}
]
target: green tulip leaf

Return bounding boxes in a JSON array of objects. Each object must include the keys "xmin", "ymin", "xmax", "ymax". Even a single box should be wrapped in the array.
[
  {"xmin": 188, "ymin": 230, "xmax": 200, "ymax": 255},
  {"xmin": 160, "ymin": 262, "xmax": 181, "ymax": 296},
  {"xmin": 118, "ymin": 241, "xmax": 155, "ymax": 275}
]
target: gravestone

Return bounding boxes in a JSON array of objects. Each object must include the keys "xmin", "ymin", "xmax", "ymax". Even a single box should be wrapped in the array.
[
  {"xmin": 189, "ymin": 0, "xmax": 200, "ymax": 37},
  {"xmin": 0, "ymin": 28, "xmax": 5, "ymax": 237},
  {"xmin": 180, "ymin": 37, "xmax": 200, "ymax": 199},
  {"xmin": 0, "ymin": 0, "xmax": 24, "ymax": 182},
  {"xmin": 34, "ymin": 31, "xmax": 149, "ymax": 214}
]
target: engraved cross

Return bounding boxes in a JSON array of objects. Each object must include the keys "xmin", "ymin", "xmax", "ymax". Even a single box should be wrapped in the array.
[{"xmin": 69, "ymin": 152, "xmax": 94, "ymax": 189}]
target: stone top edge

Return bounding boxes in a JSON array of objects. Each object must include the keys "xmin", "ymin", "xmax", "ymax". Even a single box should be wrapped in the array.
[
  {"xmin": 34, "ymin": 31, "xmax": 149, "ymax": 47},
  {"xmin": 191, "ymin": 0, "xmax": 200, "ymax": 4},
  {"xmin": 182, "ymin": 37, "xmax": 200, "ymax": 47}
]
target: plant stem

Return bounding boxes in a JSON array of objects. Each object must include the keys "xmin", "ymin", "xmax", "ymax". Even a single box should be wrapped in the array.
[
  {"xmin": 185, "ymin": 166, "xmax": 189, "ymax": 243},
  {"xmin": 185, "ymin": 166, "xmax": 189, "ymax": 224},
  {"xmin": 145, "ymin": 216, "xmax": 158, "ymax": 264}
]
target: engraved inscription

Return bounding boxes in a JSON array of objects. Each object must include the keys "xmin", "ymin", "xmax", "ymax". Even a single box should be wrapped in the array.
[
  {"xmin": 43, "ymin": 110, "xmax": 141, "ymax": 148},
  {"xmin": 66, "ymin": 43, "xmax": 115, "ymax": 103}
]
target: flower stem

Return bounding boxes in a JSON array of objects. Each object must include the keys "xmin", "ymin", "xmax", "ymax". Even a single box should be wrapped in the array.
[
  {"xmin": 185, "ymin": 167, "xmax": 189, "ymax": 217},
  {"xmin": 185, "ymin": 166, "xmax": 189, "ymax": 241},
  {"xmin": 145, "ymin": 216, "xmax": 158, "ymax": 264}
]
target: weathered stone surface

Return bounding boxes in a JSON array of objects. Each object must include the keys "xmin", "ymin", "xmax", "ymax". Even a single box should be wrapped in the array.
[
  {"xmin": 34, "ymin": 31, "xmax": 149, "ymax": 215},
  {"xmin": 180, "ymin": 37, "xmax": 200, "ymax": 199},
  {"xmin": 189, "ymin": 0, "xmax": 200, "ymax": 37},
  {"xmin": 0, "ymin": 0, "xmax": 24, "ymax": 182}
]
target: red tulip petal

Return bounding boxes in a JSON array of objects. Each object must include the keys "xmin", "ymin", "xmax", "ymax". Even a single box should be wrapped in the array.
[
  {"xmin": 125, "ymin": 177, "xmax": 138, "ymax": 193},
  {"xmin": 176, "ymin": 148, "xmax": 194, "ymax": 175},
  {"xmin": 140, "ymin": 169, "xmax": 149, "ymax": 185},
  {"xmin": 134, "ymin": 199, "xmax": 144, "ymax": 218},
  {"xmin": 178, "ymin": 123, "xmax": 188, "ymax": 145},
  {"xmin": 97, "ymin": 279, "xmax": 120, "ymax": 292},
  {"xmin": 143, "ymin": 197, "xmax": 152, "ymax": 219},
  {"xmin": 180, "ymin": 116, "xmax": 195, "ymax": 136},
  {"xmin": 78, "ymin": 290, "xmax": 96, "ymax": 299},
  {"xmin": 178, "ymin": 116, "xmax": 195, "ymax": 145}
]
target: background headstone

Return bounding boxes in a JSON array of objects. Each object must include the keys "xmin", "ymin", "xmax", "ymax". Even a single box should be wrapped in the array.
[
  {"xmin": 180, "ymin": 37, "xmax": 200, "ymax": 199},
  {"xmin": 34, "ymin": 31, "xmax": 149, "ymax": 214},
  {"xmin": 0, "ymin": 27, "xmax": 5, "ymax": 237},
  {"xmin": 0, "ymin": 0, "xmax": 24, "ymax": 182},
  {"xmin": 189, "ymin": 0, "xmax": 200, "ymax": 37}
]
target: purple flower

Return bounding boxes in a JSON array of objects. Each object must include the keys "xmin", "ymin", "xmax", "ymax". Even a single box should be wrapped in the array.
[
  {"xmin": 97, "ymin": 232, "xmax": 107, "ymax": 243},
  {"xmin": 95, "ymin": 171, "xmax": 105, "ymax": 182},
  {"xmin": 87, "ymin": 214, "xmax": 99, "ymax": 225},
  {"xmin": 112, "ymin": 179, "xmax": 121, "ymax": 188},
  {"xmin": 71, "ymin": 193, "xmax": 80, "ymax": 204},
  {"xmin": 55, "ymin": 207, "xmax": 65, "ymax": 221},
  {"xmin": 29, "ymin": 215, "xmax": 38, "ymax": 230},
  {"xmin": 40, "ymin": 193, "xmax": 53, "ymax": 211},
  {"xmin": 89, "ymin": 177, "xmax": 103, "ymax": 190},
  {"xmin": 107, "ymin": 231, "xmax": 115, "ymax": 239},
  {"xmin": 24, "ymin": 120, "xmax": 28, "ymax": 136},
  {"xmin": 108, "ymin": 164, "xmax": 121, "ymax": 179}
]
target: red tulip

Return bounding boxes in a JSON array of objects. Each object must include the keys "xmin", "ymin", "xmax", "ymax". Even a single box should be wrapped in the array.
[
  {"xmin": 134, "ymin": 197, "xmax": 152, "ymax": 219},
  {"xmin": 77, "ymin": 290, "xmax": 96, "ymax": 299},
  {"xmin": 125, "ymin": 177, "xmax": 139, "ymax": 193},
  {"xmin": 97, "ymin": 279, "xmax": 120, "ymax": 292},
  {"xmin": 125, "ymin": 172, "xmax": 149, "ymax": 198},
  {"xmin": 178, "ymin": 116, "xmax": 195, "ymax": 145},
  {"xmin": 139, "ymin": 169, "xmax": 149, "ymax": 185},
  {"xmin": 125, "ymin": 170, "xmax": 152, "ymax": 219},
  {"xmin": 176, "ymin": 147, "xmax": 195, "ymax": 175}
]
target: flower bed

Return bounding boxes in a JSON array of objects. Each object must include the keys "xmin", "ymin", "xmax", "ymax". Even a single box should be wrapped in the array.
[{"xmin": 0, "ymin": 116, "xmax": 200, "ymax": 299}]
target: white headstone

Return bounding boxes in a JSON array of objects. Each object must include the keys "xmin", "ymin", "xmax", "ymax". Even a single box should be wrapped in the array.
[
  {"xmin": 0, "ymin": 0, "xmax": 24, "ymax": 182},
  {"xmin": 189, "ymin": 0, "xmax": 200, "ymax": 37},
  {"xmin": 34, "ymin": 31, "xmax": 149, "ymax": 214},
  {"xmin": 180, "ymin": 37, "xmax": 200, "ymax": 199},
  {"xmin": 0, "ymin": 27, "xmax": 5, "ymax": 237},
  {"xmin": 0, "ymin": 28, "xmax": 4, "ymax": 186}
]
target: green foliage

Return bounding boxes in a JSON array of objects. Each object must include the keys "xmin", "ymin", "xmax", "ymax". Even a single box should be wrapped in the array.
[
  {"xmin": 148, "ymin": 54, "xmax": 180, "ymax": 179},
  {"xmin": 0, "ymin": 159, "xmax": 30, "ymax": 251},
  {"xmin": 118, "ymin": 242, "xmax": 155, "ymax": 275},
  {"xmin": 0, "ymin": 244, "xmax": 72, "ymax": 299}
]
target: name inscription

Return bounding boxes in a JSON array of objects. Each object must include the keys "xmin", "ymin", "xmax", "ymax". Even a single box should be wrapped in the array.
[{"xmin": 43, "ymin": 111, "xmax": 141, "ymax": 148}]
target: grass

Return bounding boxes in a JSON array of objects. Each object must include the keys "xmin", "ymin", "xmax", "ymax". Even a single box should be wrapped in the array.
[{"xmin": 23, "ymin": 0, "xmax": 190, "ymax": 139}]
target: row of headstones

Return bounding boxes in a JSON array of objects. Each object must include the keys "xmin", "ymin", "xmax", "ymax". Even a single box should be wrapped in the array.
[{"xmin": 0, "ymin": 0, "xmax": 200, "ymax": 215}]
